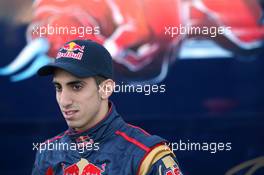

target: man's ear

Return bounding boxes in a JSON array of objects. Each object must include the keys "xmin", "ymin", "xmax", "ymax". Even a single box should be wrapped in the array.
[{"xmin": 98, "ymin": 79, "xmax": 115, "ymax": 99}]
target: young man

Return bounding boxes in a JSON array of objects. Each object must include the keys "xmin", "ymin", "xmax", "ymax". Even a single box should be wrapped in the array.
[{"xmin": 32, "ymin": 39, "xmax": 182, "ymax": 175}]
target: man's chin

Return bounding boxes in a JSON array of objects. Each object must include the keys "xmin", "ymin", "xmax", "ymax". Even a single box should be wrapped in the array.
[{"xmin": 66, "ymin": 121, "xmax": 82, "ymax": 129}]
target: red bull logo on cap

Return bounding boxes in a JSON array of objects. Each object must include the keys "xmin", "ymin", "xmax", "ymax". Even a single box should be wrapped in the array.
[
  {"xmin": 56, "ymin": 42, "xmax": 85, "ymax": 60},
  {"xmin": 63, "ymin": 158, "xmax": 106, "ymax": 175}
]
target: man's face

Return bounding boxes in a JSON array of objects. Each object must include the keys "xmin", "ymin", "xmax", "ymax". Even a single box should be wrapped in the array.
[{"xmin": 52, "ymin": 69, "xmax": 103, "ymax": 131}]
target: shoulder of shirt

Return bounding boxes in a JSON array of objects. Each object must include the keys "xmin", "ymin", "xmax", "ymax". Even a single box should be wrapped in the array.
[
  {"xmin": 114, "ymin": 123, "xmax": 166, "ymax": 153},
  {"xmin": 138, "ymin": 144, "xmax": 176, "ymax": 175},
  {"xmin": 114, "ymin": 123, "xmax": 177, "ymax": 175}
]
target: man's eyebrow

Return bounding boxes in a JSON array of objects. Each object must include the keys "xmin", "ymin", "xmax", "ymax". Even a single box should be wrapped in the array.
[
  {"xmin": 52, "ymin": 80, "xmax": 60, "ymax": 85},
  {"xmin": 66, "ymin": 80, "xmax": 86, "ymax": 86},
  {"xmin": 52, "ymin": 80, "xmax": 86, "ymax": 85}
]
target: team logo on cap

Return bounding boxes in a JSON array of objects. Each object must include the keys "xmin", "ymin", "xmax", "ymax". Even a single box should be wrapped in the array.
[{"xmin": 56, "ymin": 42, "xmax": 85, "ymax": 60}]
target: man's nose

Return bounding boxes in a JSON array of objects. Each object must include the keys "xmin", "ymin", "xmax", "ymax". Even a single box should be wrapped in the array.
[{"xmin": 59, "ymin": 89, "xmax": 73, "ymax": 108}]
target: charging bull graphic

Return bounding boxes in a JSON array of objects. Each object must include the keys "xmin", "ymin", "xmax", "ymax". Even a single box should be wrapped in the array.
[
  {"xmin": 0, "ymin": 0, "xmax": 263, "ymax": 82},
  {"xmin": 63, "ymin": 158, "xmax": 106, "ymax": 175}
]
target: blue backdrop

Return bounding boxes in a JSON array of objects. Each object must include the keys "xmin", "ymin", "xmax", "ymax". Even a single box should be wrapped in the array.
[{"xmin": 0, "ymin": 1, "xmax": 264, "ymax": 174}]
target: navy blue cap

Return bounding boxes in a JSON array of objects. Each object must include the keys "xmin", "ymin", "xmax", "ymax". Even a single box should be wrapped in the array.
[{"xmin": 37, "ymin": 39, "xmax": 113, "ymax": 79}]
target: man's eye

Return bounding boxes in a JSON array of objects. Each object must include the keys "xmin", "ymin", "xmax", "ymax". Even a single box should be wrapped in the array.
[
  {"xmin": 54, "ymin": 85, "xmax": 62, "ymax": 92},
  {"xmin": 72, "ymin": 84, "xmax": 83, "ymax": 91}
]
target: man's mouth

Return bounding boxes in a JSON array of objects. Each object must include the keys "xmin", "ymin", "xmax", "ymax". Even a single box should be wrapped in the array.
[{"xmin": 63, "ymin": 110, "xmax": 79, "ymax": 119}]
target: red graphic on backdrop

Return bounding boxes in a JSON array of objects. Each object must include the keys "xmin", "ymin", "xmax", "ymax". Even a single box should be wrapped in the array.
[{"xmin": 0, "ymin": 0, "xmax": 263, "ymax": 82}]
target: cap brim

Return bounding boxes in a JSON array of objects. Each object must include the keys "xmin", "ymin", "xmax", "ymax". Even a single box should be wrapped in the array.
[{"xmin": 37, "ymin": 62, "xmax": 97, "ymax": 78}]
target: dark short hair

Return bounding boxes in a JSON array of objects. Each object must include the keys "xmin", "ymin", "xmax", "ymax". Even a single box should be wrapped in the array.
[{"xmin": 93, "ymin": 75, "xmax": 107, "ymax": 87}]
